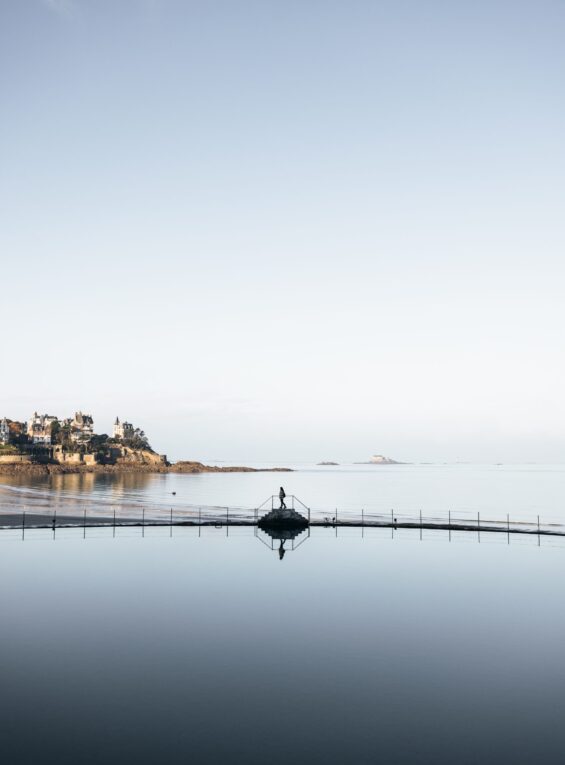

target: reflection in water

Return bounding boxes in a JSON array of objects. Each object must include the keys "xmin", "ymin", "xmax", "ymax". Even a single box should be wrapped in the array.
[
  {"xmin": 0, "ymin": 471, "xmax": 156, "ymax": 496},
  {"xmin": 256, "ymin": 525, "xmax": 310, "ymax": 558},
  {"xmin": 0, "ymin": 472, "xmax": 169, "ymax": 520},
  {"xmin": 12, "ymin": 523, "xmax": 565, "ymax": 556},
  {"xmin": 50, "ymin": 471, "xmax": 96, "ymax": 495}
]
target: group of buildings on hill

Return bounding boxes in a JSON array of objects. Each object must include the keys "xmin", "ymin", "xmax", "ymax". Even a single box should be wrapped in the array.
[
  {"xmin": 0, "ymin": 411, "xmax": 166, "ymax": 467},
  {"xmin": 26, "ymin": 411, "xmax": 94, "ymax": 446},
  {"xmin": 0, "ymin": 412, "xmax": 147, "ymax": 449}
]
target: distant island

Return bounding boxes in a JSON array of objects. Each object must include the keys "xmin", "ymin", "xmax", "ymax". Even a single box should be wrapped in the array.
[
  {"xmin": 355, "ymin": 455, "xmax": 405, "ymax": 465},
  {"xmin": 0, "ymin": 410, "xmax": 291, "ymax": 475},
  {"xmin": 171, "ymin": 461, "xmax": 290, "ymax": 474},
  {"xmin": 317, "ymin": 461, "xmax": 339, "ymax": 466}
]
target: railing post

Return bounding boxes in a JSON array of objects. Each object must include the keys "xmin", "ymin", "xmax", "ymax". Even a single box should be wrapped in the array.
[{"xmin": 22, "ymin": 510, "xmax": 25, "ymax": 541}]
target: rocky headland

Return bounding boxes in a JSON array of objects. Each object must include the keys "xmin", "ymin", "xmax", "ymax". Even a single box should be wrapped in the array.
[
  {"xmin": 170, "ymin": 461, "xmax": 291, "ymax": 474},
  {"xmin": 0, "ymin": 457, "xmax": 292, "ymax": 476},
  {"xmin": 0, "ymin": 412, "xmax": 292, "ymax": 476}
]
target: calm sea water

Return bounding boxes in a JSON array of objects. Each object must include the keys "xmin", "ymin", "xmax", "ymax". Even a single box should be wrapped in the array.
[
  {"xmin": 0, "ymin": 463, "xmax": 564, "ymax": 523},
  {"xmin": 1, "ymin": 465, "xmax": 564, "ymax": 764}
]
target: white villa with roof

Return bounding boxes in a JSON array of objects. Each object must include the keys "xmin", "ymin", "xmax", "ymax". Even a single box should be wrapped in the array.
[
  {"xmin": 27, "ymin": 412, "xmax": 58, "ymax": 445},
  {"xmin": 70, "ymin": 411, "xmax": 94, "ymax": 442},
  {"xmin": 113, "ymin": 417, "xmax": 135, "ymax": 441}
]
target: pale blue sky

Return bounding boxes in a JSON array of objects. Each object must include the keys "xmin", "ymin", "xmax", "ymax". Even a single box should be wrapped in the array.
[{"xmin": 1, "ymin": 0, "xmax": 564, "ymax": 462}]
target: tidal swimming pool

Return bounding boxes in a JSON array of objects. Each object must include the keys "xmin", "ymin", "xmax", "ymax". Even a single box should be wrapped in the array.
[{"xmin": 1, "ymin": 526, "xmax": 564, "ymax": 764}]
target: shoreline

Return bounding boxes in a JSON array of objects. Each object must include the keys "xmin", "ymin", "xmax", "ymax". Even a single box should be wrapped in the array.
[{"xmin": 0, "ymin": 460, "xmax": 292, "ymax": 477}]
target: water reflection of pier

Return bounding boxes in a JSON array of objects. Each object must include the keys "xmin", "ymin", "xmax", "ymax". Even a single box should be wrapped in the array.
[
  {"xmin": 255, "ymin": 525, "xmax": 311, "ymax": 558},
  {"xmin": 4, "ymin": 524, "xmax": 565, "ymax": 556}
]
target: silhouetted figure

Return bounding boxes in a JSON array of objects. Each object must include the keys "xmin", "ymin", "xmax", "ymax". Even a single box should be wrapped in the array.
[
  {"xmin": 172, "ymin": 492, "xmax": 176, "ymax": 496},
  {"xmin": 278, "ymin": 540, "xmax": 286, "ymax": 560},
  {"xmin": 279, "ymin": 487, "xmax": 286, "ymax": 509},
  {"xmin": 52, "ymin": 518, "xmax": 56, "ymax": 530}
]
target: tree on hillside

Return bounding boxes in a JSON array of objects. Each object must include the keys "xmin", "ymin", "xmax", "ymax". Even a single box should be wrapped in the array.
[
  {"xmin": 89, "ymin": 434, "xmax": 110, "ymax": 450},
  {"xmin": 50, "ymin": 420, "xmax": 61, "ymax": 443},
  {"xmin": 7, "ymin": 420, "xmax": 29, "ymax": 449},
  {"xmin": 52, "ymin": 422, "xmax": 73, "ymax": 449},
  {"xmin": 122, "ymin": 430, "xmax": 151, "ymax": 451}
]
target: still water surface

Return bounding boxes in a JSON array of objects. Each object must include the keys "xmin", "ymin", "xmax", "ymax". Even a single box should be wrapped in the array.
[
  {"xmin": 1, "ymin": 463, "xmax": 564, "ymax": 523},
  {"xmin": 1, "ymin": 466, "xmax": 564, "ymax": 764}
]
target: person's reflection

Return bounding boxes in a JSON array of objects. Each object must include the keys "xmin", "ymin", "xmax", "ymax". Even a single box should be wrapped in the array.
[{"xmin": 278, "ymin": 540, "xmax": 286, "ymax": 560}]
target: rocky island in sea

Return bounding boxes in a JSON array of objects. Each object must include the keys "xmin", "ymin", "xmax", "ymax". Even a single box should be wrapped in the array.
[
  {"xmin": 355, "ymin": 454, "xmax": 405, "ymax": 465},
  {"xmin": 0, "ymin": 411, "xmax": 291, "ymax": 475}
]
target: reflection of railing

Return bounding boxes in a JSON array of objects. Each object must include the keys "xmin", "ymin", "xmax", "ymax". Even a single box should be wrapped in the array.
[
  {"xmin": 255, "ymin": 527, "xmax": 310, "ymax": 552},
  {"xmin": 2, "ymin": 504, "xmax": 565, "ymax": 544}
]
